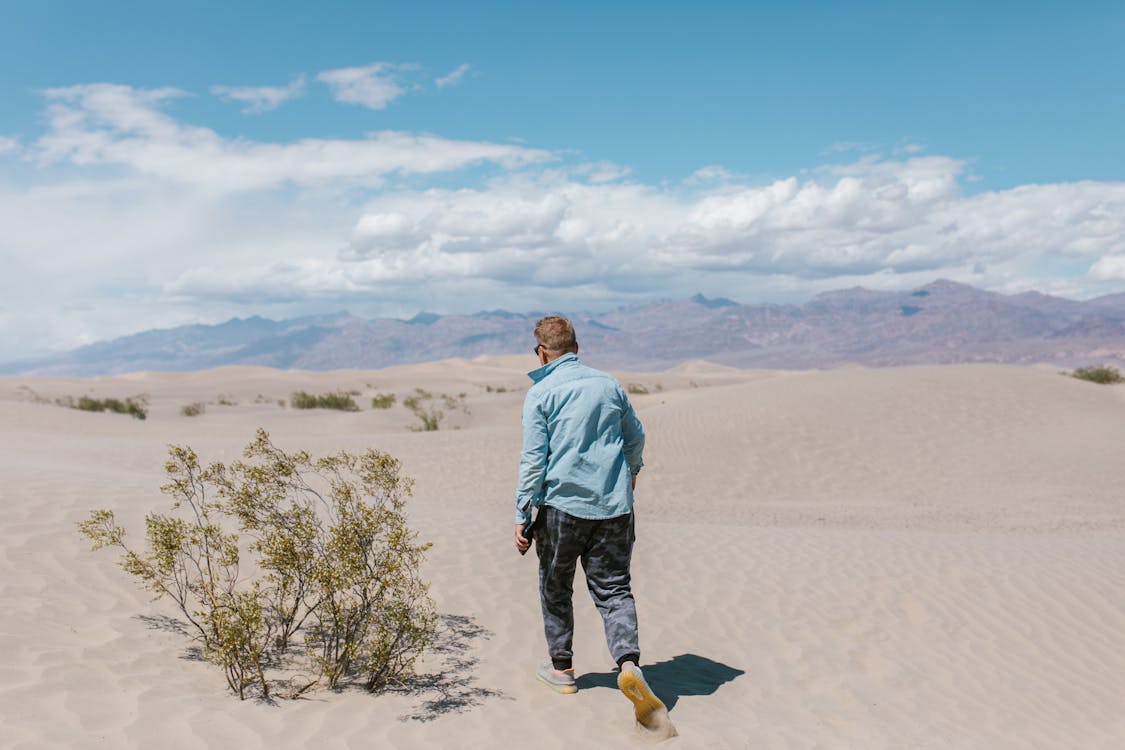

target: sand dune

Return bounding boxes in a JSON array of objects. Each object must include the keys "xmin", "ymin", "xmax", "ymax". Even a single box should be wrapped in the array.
[{"xmin": 2, "ymin": 361, "xmax": 1124, "ymax": 748}]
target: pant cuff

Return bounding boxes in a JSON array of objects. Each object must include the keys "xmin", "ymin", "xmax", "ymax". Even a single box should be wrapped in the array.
[{"xmin": 616, "ymin": 653, "xmax": 640, "ymax": 669}]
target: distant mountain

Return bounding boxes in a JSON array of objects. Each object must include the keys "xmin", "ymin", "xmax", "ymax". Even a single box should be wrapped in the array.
[
  {"xmin": 5, "ymin": 281, "xmax": 1125, "ymax": 375},
  {"xmin": 689, "ymin": 293, "xmax": 738, "ymax": 309}
]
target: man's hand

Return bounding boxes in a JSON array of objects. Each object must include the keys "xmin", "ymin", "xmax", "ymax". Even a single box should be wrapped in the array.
[{"xmin": 515, "ymin": 524, "xmax": 533, "ymax": 554}]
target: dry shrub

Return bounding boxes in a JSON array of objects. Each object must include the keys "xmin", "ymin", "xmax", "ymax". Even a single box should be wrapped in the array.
[{"xmin": 78, "ymin": 429, "xmax": 435, "ymax": 699}]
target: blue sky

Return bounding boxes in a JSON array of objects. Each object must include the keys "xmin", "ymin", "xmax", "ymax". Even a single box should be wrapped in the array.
[{"xmin": 1, "ymin": 1, "xmax": 1124, "ymax": 359}]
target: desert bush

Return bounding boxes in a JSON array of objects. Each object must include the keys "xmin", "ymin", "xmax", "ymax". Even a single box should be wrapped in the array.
[
  {"xmin": 78, "ymin": 429, "xmax": 435, "ymax": 700},
  {"xmin": 17, "ymin": 385, "xmax": 50, "ymax": 403},
  {"xmin": 402, "ymin": 389, "xmax": 468, "ymax": 431},
  {"xmin": 57, "ymin": 394, "xmax": 149, "ymax": 420},
  {"xmin": 181, "ymin": 402, "xmax": 206, "ymax": 417},
  {"xmin": 370, "ymin": 393, "xmax": 396, "ymax": 409},
  {"xmin": 290, "ymin": 391, "xmax": 360, "ymax": 411},
  {"xmin": 1071, "ymin": 365, "xmax": 1124, "ymax": 384},
  {"xmin": 216, "ymin": 393, "xmax": 238, "ymax": 406},
  {"xmin": 625, "ymin": 383, "xmax": 650, "ymax": 395}
]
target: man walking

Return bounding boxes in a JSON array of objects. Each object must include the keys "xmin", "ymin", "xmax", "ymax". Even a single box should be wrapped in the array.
[{"xmin": 514, "ymin": 315, "xmax": 668, "ymax": 731}]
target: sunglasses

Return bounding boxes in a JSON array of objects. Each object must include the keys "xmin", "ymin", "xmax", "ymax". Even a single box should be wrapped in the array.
[{"xmin": 533, "ymin": 344, "xmax": 542, "ymax": 355}]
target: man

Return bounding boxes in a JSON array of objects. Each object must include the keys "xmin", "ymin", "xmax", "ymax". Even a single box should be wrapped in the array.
[{"xmin": 514, "ymin": 315, "xmax": 666, "ymax": 729}]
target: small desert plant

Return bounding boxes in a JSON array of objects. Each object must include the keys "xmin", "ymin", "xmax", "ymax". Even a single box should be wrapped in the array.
[
  {"xmin": 625, "ymin": 383, "xmax": 650, "ymax": 395},
  {"xmin": 216, "ymin": 393, "xmax": 238, "ymax": 406},
  {"xmin": 17, "ymin": 385, "xmax": 50, "ymax": 403},
  {"xmin": 181, "ymin": 402, "xmax": 206, "ymax": 417},
  {"xmin": 57, "ymin": 394, "xmax": 149, "ymax": 420},
  {"xmin": 289, "ymin": 391, "xmax": 360, "ymax": 411},
  {"xmin": 402, "ymin": 389, "xmax": 469, "ymax": 432},
  {"xmin": 370, "ymin": 393, "xmax": 396, "ymax": 409},
  {"xmin": 484, "ymin": 385, "xmax": 509, "ymax": 393},
  {"xmin": 78, "ymin": 429, "xmax": 435, "ymax": 700},
  {"xmin": 1071, "ymin": 365, "xmax": 1124, "ymax": 384}
]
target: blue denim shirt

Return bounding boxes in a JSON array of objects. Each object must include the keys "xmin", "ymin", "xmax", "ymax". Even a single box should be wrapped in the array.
[{"xmin": 515, "ymin": 353, "xmax": 645, "ymax": 525}]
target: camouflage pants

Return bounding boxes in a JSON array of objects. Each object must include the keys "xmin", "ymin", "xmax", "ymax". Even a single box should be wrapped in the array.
[{"xmin": 535, "ymin": 505, "xmax": 639, "ymax": 671}]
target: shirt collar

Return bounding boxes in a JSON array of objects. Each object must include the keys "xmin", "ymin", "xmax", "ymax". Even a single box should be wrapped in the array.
[{"xmin": 527, "ymin": 352, "xmax": 579, "ymax": 383}]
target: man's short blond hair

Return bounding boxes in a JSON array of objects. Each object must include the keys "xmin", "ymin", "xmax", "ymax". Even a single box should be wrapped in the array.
[{"xmin": 534, "ymin": 315, "xmax": 578, "ymax": 353}]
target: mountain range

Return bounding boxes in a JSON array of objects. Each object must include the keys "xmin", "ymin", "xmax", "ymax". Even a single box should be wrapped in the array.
[{"xmin": 5, "ymin": 280, "xmax": 1125, "ymax": 376}]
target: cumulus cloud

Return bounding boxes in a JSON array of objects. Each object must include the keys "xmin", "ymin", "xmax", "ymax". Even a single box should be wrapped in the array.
[
  {"xmin": 1091, "ymin": 255, "xmax": 1125, "ymax": 281},
  {"xmin": 30, "ymin": 84, "xmax": 551, "ymax": 191},
  {"xmin": 0, "ymin": 136, "xmax": 19, "ymax": 155},
  {"xmin": 435, "ymin": 63, "xmax": 471, "ymax": 89},
  {"xmin": 684, "ymin": 165, "xmax": 740, "ymax": 185},
  {"xmin": 6, "ymin": 80, "xmax": 1125, "ymax": 361},
  {"xmin": 575, "ymin": 161, "xmax": 631, "ymax": 184},
  {"xmin": 317, "ymin": 63, "xmax": 414, "ymax": 109},
  {"xmin": 0, "ymin": 165, "xmax": 367, "ymax": 359},
  {"xmin": 333, "ymin": 155, "xmax": 1125, "ymax": 291},
  {"xmin": 211, "ymin": 76, "xmax": 306, "ymax": 113},
  {"xmin": 0, "ymin": 82, "xmax": 555, "ymax": 358},
  {"xmin": 156, "ymin": 154, "xmax": 1125, "ymax": 313}
]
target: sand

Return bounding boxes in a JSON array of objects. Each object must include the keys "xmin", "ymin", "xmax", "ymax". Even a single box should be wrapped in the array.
[{"xmin": 2, "ymin": 359, "xmax": 1125, "ymax": 748}]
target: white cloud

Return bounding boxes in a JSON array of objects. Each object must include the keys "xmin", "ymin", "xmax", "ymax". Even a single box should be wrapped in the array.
[
  {"xmin": 684, "ymin": 165, "xmax": 741, "ymax": 186},
  {"xmin": 435, "ymin": 63, "xmax": 471, "ymax": 89},
  {"xmin": 5, "ymin": 81, "xmax": 1125, "ymax": 361},
  {"xmin": 0, "ymin": 168, "xmax": 365, "ymax": 359},
  {"xmin": 78, "ymin": 152, "xmax": 1125, "ymax": 323},
  {"xmin": 823, "ymin": 141, "xmax": 876, "ymax": 155},
  {"xmin": 332, "ymin": 155, "xmax": 1125, "ymax": 292},
  {"xmin": 0, "ymin": 136, "xmax": 19, "ymax": 155},
  {"xmin": 0, "ymin": 83, "xmax": 553, "ymax": 359},
  {"xmin": 575, "ymin": 161, "xmax": 631, "ymax": 184},
  {"xmin": 211, "ymin": 76, "xmax": 306, "ymax": 113},
  {"xmin": 1091, "ymin": 255, "xmax": 1125, "ymax": 281},
  {"xmin": 30, "ymin": 84, "xmax": 550, "ymax": 191},
  {"xmin": 317, "ymin": 63, "xmax": 413, "ymax": 109}
]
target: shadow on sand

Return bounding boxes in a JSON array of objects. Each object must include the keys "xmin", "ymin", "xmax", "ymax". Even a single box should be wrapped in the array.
[
  {"xmin": 394, "ymin": 613, "xmax": 508, "ymax": 722},
  {"xmin": 575, "ymin": 653, "xmax": 744, "ymax": 710},
  {"xmin": 137, "ymin": 611, "xmax": 505, "ymax": 714}
]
